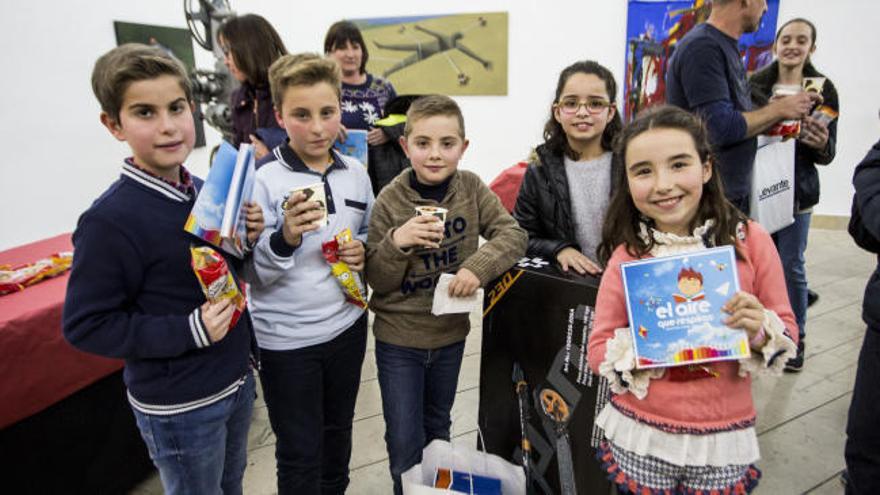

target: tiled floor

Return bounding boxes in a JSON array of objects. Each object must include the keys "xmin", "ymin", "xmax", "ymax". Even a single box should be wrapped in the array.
[{"xmin": 132, "ymin": 228, "xmax": 873, "ymax": 494}]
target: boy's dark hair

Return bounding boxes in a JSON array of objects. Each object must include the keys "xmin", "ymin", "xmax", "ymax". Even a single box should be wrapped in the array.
[
  {"xmin": 219, "ymin": 14, "xmax": 287, "ymax": 86},
  {"xmin": 597, "ymin": 105, "xmax": 747, "ymax": 265},
  {"xmin": 543, "ymin": 60, "xmax": 623, "ymax": 160},
  {"xmin": 404, "ymin": 95, "xmax": 465, "ymax": 138},
  {"xmin": 92, "ymin": 43, "xmax": 192, "ymax": 122},
  {"xmin": 268, "ymin": 53, "xmax": 342, "ymax": 110},
  {"xmin": 323, "ymin": 21, "xmax": 369, "ymax": 74}
]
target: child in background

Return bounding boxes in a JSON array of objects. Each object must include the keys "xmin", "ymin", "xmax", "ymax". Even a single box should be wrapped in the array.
[
  {"xmin": 514, "ymin": 60, "xmax": 623, "ymax": 276},
  {"xmin": 245, "ymin": 53, "xmax": 373, "ymax": 494},
  {"xmin": 588, "ymin": 106, "xmax": 798, "ymax": 494},
  {"xmin": 366, "ymin": 95, "xmax": 527, "ymax": 495},
  {"xmin": 63, "ymin": 44, "xmax": 263, "ymax": 495}
]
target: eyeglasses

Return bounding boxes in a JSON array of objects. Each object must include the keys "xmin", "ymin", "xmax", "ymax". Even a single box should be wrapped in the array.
[{"xmin": 555, "ymin": 97, "xmax": 613, "ymax": 115}]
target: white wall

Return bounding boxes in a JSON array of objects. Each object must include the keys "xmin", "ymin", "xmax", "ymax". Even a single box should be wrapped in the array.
[{"xmin": 1, "ymin": 0, "xmax": 877, "ymax": 250}]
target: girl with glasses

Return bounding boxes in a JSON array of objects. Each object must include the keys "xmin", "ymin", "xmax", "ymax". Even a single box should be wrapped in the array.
[{"xmin": 513, "ymin": 60, "xmax": 623, "ymax": 276}]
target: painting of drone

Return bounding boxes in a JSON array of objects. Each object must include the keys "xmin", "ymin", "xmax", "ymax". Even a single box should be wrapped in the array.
[
  {"xmin": 114, "ymin": 21, "xmax": 206, "ymax": 147},
  {"xmin": 355, "ymin": 12, "xmax": 508, "ymax": 96},
  {"xmin": 623, "ymin": 0, "xmax": 779, "ymax": 121}
]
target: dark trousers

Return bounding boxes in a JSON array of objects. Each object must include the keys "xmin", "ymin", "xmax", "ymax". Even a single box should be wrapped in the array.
[
  {"xmin": 846, "ymin": 327, "xmax": 880, "ymax": 494},
  {"xmin": 259, "ymin": 314, "xmax": 367, "ymax": 495}
]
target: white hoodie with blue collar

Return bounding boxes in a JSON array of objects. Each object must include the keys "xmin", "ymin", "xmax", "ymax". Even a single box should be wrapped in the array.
[{"xmin": 245, "ymin": 145, "xmax": 374, "ymax": 350}]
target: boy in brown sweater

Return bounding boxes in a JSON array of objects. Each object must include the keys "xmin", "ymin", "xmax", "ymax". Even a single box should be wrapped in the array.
[{"xmin": 366, "ymin": 95, "xmax": 527, "ymax": 493}]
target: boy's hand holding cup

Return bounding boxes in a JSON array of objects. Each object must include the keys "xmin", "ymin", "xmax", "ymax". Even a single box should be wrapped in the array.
[
  {"xmin": 392, "ymin": 206, "xmax": 447, "ymax": 249},
  {"xmin": 280, "ymin": 191, "xmax": 324, "ymax": 248}
]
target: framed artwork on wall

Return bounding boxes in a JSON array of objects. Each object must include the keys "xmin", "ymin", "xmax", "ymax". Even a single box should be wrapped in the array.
[
  {"xmin": 355, "ymin": 12, "xmax": 508, "ymax": 96},
  {"xmin": 623, "ymin": 0, "xmax": 779, "ymax": 121}
]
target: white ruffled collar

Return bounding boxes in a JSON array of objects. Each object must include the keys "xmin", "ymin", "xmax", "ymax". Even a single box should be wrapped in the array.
[{"xmin": 638, "ymin": 220, "xmax": 713, "ymax": 257}]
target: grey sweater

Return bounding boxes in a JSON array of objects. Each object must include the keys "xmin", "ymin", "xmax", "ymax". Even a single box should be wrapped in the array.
[{"xmin": 366, "ymin": 169, "xmax": 527, "ymax": 349}]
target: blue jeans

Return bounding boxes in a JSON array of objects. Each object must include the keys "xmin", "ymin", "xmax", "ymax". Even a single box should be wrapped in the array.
[
  {"xmin": 376, "ymin": 339, "xmax": 465, "ymax": 495},
  {"xmin": 259, "ymin": 314, "xmax": 367, "ymax": 495},
  {"xmin": 773, "ymin": 211, "xmax": 811, "ymax": 339},
  {"xmin": 132, "ymin": 372, "xmax": 255, "ymax": 495}
]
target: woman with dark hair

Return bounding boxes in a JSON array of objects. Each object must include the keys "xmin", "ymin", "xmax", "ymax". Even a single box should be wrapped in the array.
[
  {"xmin": 218, "ymin": 14, "xmax": 287, "ymax": 158},
  {"xmin": 324, "ymin": 20, "xmax": 397, "ymax": 147},
  {"xmin": 513, "ymin": 60, "xmax": 623, "ymax": 276},
  {"xmin": 749, "ymin": 17, "xmax": 839, "ymax": 371}
]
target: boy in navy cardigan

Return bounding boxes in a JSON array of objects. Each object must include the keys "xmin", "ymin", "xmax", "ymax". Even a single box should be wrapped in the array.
[{"xmin": 63, "ymin": 44, "xmax": 263, "ymax": 495}]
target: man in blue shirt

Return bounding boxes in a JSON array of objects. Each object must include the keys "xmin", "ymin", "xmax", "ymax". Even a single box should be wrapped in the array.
[{"xmin": 666, "ymin": 0, "xmax": 820, "ymax": 213}]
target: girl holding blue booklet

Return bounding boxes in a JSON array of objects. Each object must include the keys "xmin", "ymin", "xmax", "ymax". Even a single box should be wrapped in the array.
[{"xmin": 587, "ymin": 106, "xmax": 798, "ymax": 494}]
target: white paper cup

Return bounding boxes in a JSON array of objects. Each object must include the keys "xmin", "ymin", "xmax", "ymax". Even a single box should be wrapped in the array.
[
  {"xmin": 285, "ymin": 182, "xmax": 328, "ymax": 227},
  {"xmin": 414, "ymin": 206, "xmax": 447, "ymax": 223}
]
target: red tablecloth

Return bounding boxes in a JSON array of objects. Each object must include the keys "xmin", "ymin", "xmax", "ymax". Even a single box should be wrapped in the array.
[{"xmin": 0, "ymin": 234, "xmax": 123, "ymax": 428}]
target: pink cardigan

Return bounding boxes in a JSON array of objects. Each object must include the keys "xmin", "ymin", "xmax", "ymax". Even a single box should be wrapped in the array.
[{"xmin": 587, "ymin": 222, "xmax": 797, "ymax": 434}]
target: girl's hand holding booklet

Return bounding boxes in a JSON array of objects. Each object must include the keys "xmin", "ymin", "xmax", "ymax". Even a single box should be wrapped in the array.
[{"xmin": 620, "ymin": 246, "xmax": 751, "ymax": 369}]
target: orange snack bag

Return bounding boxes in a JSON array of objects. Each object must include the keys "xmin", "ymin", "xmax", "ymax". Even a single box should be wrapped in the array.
[{"xmin": 190, "ymin": 246, "xmax": 246, "ymax": 330}]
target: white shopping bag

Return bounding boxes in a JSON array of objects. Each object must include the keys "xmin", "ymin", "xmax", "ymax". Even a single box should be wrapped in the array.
[
  {"xmin": 749, "ymin": 135, "xmax": 795, "ymax": 234},
  {"xmin": 401, "ymin": 439, "xmax": 526, "ymax": 495}
]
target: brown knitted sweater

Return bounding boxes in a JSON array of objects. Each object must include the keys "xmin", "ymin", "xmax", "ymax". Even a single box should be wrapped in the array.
[{"xmin": 366, "ymin": 169, "xmax": 527, "ymax": 349}]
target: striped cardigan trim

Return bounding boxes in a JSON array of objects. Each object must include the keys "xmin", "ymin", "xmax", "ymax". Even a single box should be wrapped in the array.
[{"xmin": 127, "ymin": 375, "xmax": 247, "ymax": 416}]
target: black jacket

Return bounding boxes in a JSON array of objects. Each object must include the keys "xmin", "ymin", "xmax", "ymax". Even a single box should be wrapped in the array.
[
  {"xmin": 368, "ymin": 121, "xmax": 409, "ymax": 196},
  {"xmin": 512, "ymin": 144, "xmax": 620, "ymax": 260},
  {"xmin": 849, "ymin": 139, "xmax": 880, "ymax": 329},
  {"xmin": 749, "ymin": 61, "xmax": 839, "ymax": 210}
]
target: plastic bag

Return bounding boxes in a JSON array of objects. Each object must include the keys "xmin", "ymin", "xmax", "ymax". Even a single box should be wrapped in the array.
[
  {"xmin": 750, "ymin": 136, "xmax": 795, "ymax": 233},
  {"xmin": 402, "ymin": 439, "xmax": 525, "ymax": 495}
]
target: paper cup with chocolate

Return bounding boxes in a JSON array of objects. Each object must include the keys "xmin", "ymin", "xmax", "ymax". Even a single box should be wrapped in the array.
[
  {"xmin": 283, "ymin": 182, "xmax": 328, "ymax": 227},
  {"xmin": 415, "ymin": 206, "xmax": 448, "ymax": 223},
  {"xmin": 767, "ymin": 84, "xmax": 802, "ymax": 138}
]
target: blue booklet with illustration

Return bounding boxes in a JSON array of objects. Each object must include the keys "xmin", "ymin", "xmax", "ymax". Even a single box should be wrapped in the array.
[
  {"xmin": 620, "ymin": 245, "xmax": 750, "ymax": 369},
  {"xmin": 184, "ymin": 141, "xmax": 255, "ymax": 258},
  {"xmin": 334, "ymin": 129, "xmax": 368, "ymax": 167}
]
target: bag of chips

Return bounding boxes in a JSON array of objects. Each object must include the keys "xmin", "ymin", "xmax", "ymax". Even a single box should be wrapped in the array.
[
  {"xmin": 0, "ymin": 252, "xmax": 73, "ymax": 296},
  {"xmin": 190, "ymin": 246, "xmax": 246, "ymax": 330},
  {"xmin": 321, "ymin": 229, "xmax": 367, "ymax": 309}
]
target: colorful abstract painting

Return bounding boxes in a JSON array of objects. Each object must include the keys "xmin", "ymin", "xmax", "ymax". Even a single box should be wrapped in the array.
[{"xmin": 623, "ymin": 0, "xmax": 779, "ymax": 121}]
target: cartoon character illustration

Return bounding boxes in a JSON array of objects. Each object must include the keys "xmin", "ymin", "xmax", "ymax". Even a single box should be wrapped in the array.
[
  {"xmin": 672, "ymin": 267, "xmax": 705, "ymax": 303},
  {"xmin": 638, "ymin": 325, "xmax": 649, "ymax": 340}
]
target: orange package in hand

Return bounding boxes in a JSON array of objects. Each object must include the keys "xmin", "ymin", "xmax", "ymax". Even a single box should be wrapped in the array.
[
  {"xmin": 320, "ymin": 229, "xmax": 367, "ymax": 309},
  {"xmin": 190, "ymin": 246, "xmax": 246, "ymax": 330}
]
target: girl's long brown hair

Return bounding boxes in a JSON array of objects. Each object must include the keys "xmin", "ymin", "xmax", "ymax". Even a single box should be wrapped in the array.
[
  {"xmin": 597, "ymin": 105, "xmax": 748, "ymax": 265},
  {"xmin": 219, "ymin": 14, "xmax": 287, "ymax": 86}
]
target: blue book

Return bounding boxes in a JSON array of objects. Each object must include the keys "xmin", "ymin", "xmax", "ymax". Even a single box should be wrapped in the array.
[
  {"xmin": 334, "ymin": 129, "xmax": 368, "ymax": 167},
  {"xmin": 184, "ymin": 141, "xmax": 255, "ymax": 258},
  {"xmin": 620, "ymin": 246, "xmax": 750, "ymax": 369}
]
